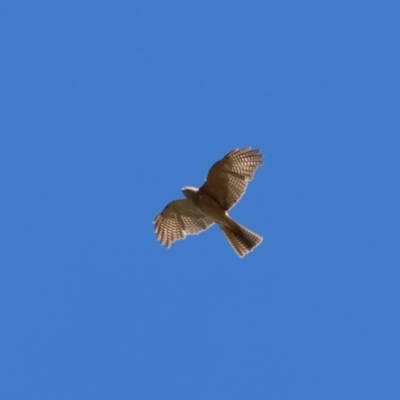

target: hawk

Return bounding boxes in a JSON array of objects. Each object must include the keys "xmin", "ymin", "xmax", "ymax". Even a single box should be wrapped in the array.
[{"xmin": 153, "ymin": 147, "xmax": 264, "ymax": 257}]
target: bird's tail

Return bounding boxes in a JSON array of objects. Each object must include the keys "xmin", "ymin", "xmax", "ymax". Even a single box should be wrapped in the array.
[{"xmin": 220, "ymin": 220, "xmax": 263, "ymax": 258}]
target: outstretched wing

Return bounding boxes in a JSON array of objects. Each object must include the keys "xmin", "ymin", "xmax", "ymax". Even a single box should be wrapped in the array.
[
  {"xmin": 200, "ymin": 147, "xmax": 263, "ymax": 211},
  {"xmin": 153, "ymin": 199, "xmax": 214, "ymax": 248}
]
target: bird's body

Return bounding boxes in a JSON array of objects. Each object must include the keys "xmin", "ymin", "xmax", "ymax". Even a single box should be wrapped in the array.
[
  {"xmin": 154, "ymin": 147, "xmax": 264, "ymax": 257},
  {"xmin": 182, "ymin": 187, "xmax": 229, "ymax": 226}
]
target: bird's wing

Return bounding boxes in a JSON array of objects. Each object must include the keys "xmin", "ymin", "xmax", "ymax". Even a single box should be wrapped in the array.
[
  {"xmin": 200, "ymin": 147, "xmax": 263, "ymax": 210},
  {"xmin": 153, "ymin": 199, "xmax": 214, "ymax": 248}
]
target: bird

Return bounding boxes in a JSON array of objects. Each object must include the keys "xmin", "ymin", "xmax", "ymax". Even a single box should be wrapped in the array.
[{"xmin": 153, "ymin": 147, "xmax": 264, "ymax": 257}]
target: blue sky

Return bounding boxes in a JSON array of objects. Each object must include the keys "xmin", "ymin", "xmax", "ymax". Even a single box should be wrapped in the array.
[{"xmin": 1, "ymin": 2, "xmax": 400, "ymax": 399}]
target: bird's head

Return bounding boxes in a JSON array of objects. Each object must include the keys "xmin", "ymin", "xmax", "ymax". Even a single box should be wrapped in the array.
[{"xmin": 181, "ymin": 186, "xmax": 199, "ymax": 200}]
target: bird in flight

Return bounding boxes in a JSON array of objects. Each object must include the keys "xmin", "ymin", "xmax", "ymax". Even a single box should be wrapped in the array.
[{"xmin": 153, "ymin": 147, "xmax": 264, "ymax": 257}]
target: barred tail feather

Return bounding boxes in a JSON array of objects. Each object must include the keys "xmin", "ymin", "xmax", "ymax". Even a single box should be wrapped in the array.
[{"xmin": 220, "ymin": 221, "xmax": 263, "ymax": 258}]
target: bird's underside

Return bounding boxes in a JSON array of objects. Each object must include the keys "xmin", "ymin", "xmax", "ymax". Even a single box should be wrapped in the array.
[{"xmin": 153, "ymin": 147, "xmax": 264, "ymax": 258}]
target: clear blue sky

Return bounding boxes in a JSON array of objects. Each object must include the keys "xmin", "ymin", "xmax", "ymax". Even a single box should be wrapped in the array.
[{"xmin": 1, "ymin": 2, "xmax": 400, "ymax": 399}]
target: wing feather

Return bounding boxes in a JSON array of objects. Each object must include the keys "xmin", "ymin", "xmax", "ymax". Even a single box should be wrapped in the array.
[
  {"xmin": 200, "ymin": 147, "xmax": 263, "ymax": 210},
  {"xmin": 153, "ymin": 199, "xmax": 214, "ymax": 248}
]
